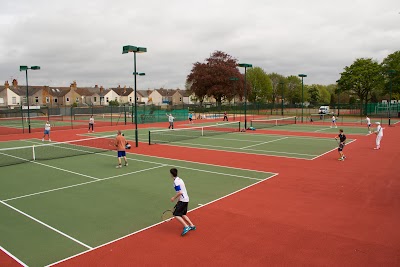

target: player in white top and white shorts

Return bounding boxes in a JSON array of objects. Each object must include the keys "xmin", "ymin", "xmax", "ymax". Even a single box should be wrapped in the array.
[
  {"xmin": 88, "ymin": 115, "xmax": 94, "ymax": 132},
  {"xmin": 42, "ymin": 121, "xmax": 51, "ymax": 141},
  {"xmin": 166, "ymin": 114, "xmax": 175, "ymax": 129},
  {"xmin": 366, "ymin": 116, "xmax": 371, "ymax": 133},
  {"xmin": 169, "ymin": 168, "xmax": 196, "ymax": 236},
  {"xmin": 374, "ymin": 122, "xmax": 383, "ymax": 149}
]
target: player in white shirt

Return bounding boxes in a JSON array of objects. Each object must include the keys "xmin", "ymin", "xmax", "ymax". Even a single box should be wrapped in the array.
[
  {"xmin": 365, "ymin": 116, "xmax": 371, "ymax": 133},
  {"xmin": 169, "ymin": 168, "xmax": 196, "ymax": 236},
  {"xmin": 166, "ymin": 113, "xmax": 175, "ymax": 129},
  {"xmin": 42, "ymin": 121, "xmax": 51, "ymax": 141},
  {"xmin": 88, "ymin": 115, "xmax": 95, "ymax": 132},
  {"xmin": 330, "ymin": 115, "xmax": 337, "ymax": 128},
  {"xmin": 374, "ymin": 122, "xmax": 383, "ymax": 150}
]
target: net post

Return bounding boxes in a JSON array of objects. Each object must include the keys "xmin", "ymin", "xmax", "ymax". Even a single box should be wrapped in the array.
[
  {"xmin": 202, "ymin": 127, "xmax": 204, "ymax": 136},
  {"xmin": 238, "ymin": 121, "xmax": 241, "ymax": 131},
  {"xmin": 32, "ymin": 145, "xmax": 36, "ymax": 161},
  {"xmin": 148, "ymin": 131, "xmax": 151, "ymax": 145},
  {"xmin": 295, "ymin": 116, "xmax": 297, "ymax": 124}
]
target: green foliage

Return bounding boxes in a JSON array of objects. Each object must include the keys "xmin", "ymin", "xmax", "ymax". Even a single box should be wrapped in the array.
[
  {"xmin": 308, "ymin": 85, "xmax": 320, "ymax": 105},
  {"xmin": 285, "ymin": 75, "xmax": 302, "ymax": 104},
  {"xmin": 381, "ymin": 50, "xmax": 400, "ymax": 95},
  {"xmin": 338, "ymin": 58, "xmax": 384, "ymax": 114},
  {"xmin": 247, "ymin": 67, "xmax": 272, "ymax": 103},
  {"xmin": 108, "ymin": 100, "xmax": 119, "ymax": 106}
]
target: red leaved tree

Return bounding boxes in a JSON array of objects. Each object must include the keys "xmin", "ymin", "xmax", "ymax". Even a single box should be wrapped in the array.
[{"xmin": 186, "ymin": 51, "xmax": 244, "ymax": 106}]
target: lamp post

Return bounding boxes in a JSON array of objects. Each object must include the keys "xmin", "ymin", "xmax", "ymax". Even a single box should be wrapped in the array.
[
  {"xmin": 280, "ymin": 82, "xmax": 284, "ymax": 116},
  {"xmin": 388, "ymin": 69, "xmax": 396, "ymax": 126},
  {"xmin": 19, "ymin": 65, "xmax": 40, "ymax": 133},
  {"xmin": 122, "ymin": 45, "xmax": 147, "ymax": 147},
  {"xmin": 336, "ymin": 80, "xmax": 340, "ymax": 117},
  {"xmin": 229, "ymin": 77, "xmax": 239, "ymax": 120},
  {"xmin": 238, "ymin": 63, "xmax": 252, "ymax": 129},
  {"xmin": 298, "ymin": 74, "xmax": 307, "ymax": 123}
]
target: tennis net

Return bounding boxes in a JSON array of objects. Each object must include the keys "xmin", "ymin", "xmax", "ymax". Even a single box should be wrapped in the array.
[
  {"xmin": 149, "ymin": 121, "xmax": 241, "ymax": 144},
  {"xmin": 0, "ymin": 135, "xmax": 115, "ymax": 167},
  {"xmin": 250, "ymin": 116, "xmax": 297, "ymax": 129}
]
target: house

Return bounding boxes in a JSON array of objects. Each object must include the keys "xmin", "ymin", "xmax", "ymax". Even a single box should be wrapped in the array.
[
  {"xmin": 180, "ymin": 90, "xmax": 195, "ymax": 104},
  {"xmin": 112, "ymin": 86, "xmax": 134, "ymax": 104},
  {"xmin": 172, "ymin": 89, "xmax": 183, "ymax": 105},
  {"xmin": 149, "ymin": 88, "xmax": 179, "ymax": 105},
  {"xmin": 0, "ymin": 81, "xmax": 24, "ymax": 108},
  {"xmin": 138, "ymin": 90, "xmax": 152, "ymax": 104}
]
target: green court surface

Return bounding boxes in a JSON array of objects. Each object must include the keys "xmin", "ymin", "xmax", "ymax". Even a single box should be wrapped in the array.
[
  {"xmin": 88, "ymin": 128, "xmax": 353, "ymax": 160},
  {"xmin": 0, "ymin": 140, "xmax": 275, "ymax": 266},
  {"xmin": 0, "ymin": 119, "xmax": 83, "ymax": 129}
]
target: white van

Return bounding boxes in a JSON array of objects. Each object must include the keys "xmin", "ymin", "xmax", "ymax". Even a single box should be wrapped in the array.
[{"xmin": 318, "ymin": 106, "xmax": 330, "ymax": 114}]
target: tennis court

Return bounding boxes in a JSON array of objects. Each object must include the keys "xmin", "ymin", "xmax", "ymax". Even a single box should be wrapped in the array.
[{"xmin": 0, "ymin": 138, "xmax": 275, "ymax": 266}]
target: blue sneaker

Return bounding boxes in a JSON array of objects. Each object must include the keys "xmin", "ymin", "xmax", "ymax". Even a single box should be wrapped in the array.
[
  {"xmin": 181, "ymin": 226, "xmax": 190, "ymax": 236},
  {"xmin": 190, "ymin": 225, "xmax": 196, "ymax": 231}
]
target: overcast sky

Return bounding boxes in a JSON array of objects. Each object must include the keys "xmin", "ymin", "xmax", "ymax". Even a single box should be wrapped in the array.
[{"xmin": 0, "ymin": 0, "xmax": 399, "ymax": 89}]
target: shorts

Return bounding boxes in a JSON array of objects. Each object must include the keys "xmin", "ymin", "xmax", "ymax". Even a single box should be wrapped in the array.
[
  {"xmin": 117, "ymin": 151, "xmax": 126, "ymax": 157},
  {"xmin": 44, "ymin": 130, "xmax": 50, "ymax": 135},
  {"xmin": 338, "ymin": 143, "xmax": 345, "ymax": 152},
  {"xmin": 189, "ymin": 118, "xmax": 192, "ymax": 121},
  {"xmin": 173, "ymin": 201, "xmax": 188, "ymax": 216},
  {"xmin": 368, "ymin": 124, "xmax": 371, "ymax": 127}
]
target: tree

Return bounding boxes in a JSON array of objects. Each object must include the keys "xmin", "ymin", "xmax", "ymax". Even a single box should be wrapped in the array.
[
  {"xmin": 338, "ymin": 58, "xmax": 384, "ymax": 115},
  {"xmin": 246, "ymin": 67, "xmax": 272, "ymax": 103},
  {"xmin": 308, "ymin": 85, "xmax": 320, "ymax": 105},
  {"xmin": 186, "ymin": 51, "xmax": 243, "ymax": 106},
  {"xmin": 318, "ymin": 86, "xmax": 331, "ymax": 104},
  {"xmin": 286, "ymin": 75, "xmax": 302, "ymax": 104},
  {"xmin": 381, "ymin": 50, "xmax": 400, "ymax": 97},
  {"xmin": 268, "ymin": 73, "xmax": 285, "ymax": 110},
  {"xmin": 108, "ymin": 100, "xmax": 119, "ymax": 106}
]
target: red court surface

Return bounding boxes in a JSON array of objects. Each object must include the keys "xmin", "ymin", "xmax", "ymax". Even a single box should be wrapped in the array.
[{"xmin": 1, "ymin": 120, "xmax": 399, "ymax": 267}]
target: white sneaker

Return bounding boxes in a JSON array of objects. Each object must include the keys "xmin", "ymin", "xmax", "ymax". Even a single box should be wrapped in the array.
[
  {"xmin": 125, "ymin": 163, "xmax": 128, "ymax": 167},
  {"xmin": 49, "ymin": 139, "xmax": 51, "ymax": 142},
  {"xmin": 42, "ymin": 138, "xmax": 44, "ymax": 141},
  {"xmin": 116, "ymin": 165, "xmax": 122, "ymax": 168}
]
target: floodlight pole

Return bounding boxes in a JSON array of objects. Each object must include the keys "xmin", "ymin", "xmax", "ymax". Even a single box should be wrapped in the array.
[
  {"xmin": 298, "ymin": 74, "xmax": 307, "ymax": 123},
  {"xmin": 336, "ymin": 80, "xmax": 340, "ymax": 117},
  {"xmin": 238, "ymin": 63, "xmax": 252, "ymax": 129},
  {"xmin": 123, "ymin": 45, "xmax": 147, "ymax": 147},
  {"xmin": 280, "ymin": 82, "xmax": 284, "ymax": 116},
  {"xmin": 388, "ymin": 69, "xmax": 396, "ymax": 126},
  {"xmin": 20, "ymin": 65, "xmax": 40, "ymax": 133}
]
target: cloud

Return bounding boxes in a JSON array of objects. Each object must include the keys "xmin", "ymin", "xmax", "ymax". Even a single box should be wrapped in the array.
[{"xmin": 0, "ymin": 0, "xmax": 399, "ymax": 89}]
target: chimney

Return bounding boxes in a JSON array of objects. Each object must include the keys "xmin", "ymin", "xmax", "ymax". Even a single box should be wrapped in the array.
[
  {"xmin": 95, "ymin": 85, "xmax": 98, "ymax": 88},
  {"xmin": 4, "ymin": 81, "xmax": 9, "ymax": 88},
  {"xmin": 100, "ymin": 86, "xmax": 104, "ymax": 93},
  {"xmin": 12, "ymin": 79, "xmax": 18, "ymax": 87}
]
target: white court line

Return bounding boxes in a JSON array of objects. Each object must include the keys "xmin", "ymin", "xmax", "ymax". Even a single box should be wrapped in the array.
[
  {"xmin": 310, "ymin": 139, "xmax": 357, "ymax": 160},
  {"xmin": 3, "ymin": 165, "xmax": 166, "ymax": 202},
  {"xmin": 46, "ymin": 172, "xmax": 279, "ymax": 267},
  {"xmin": 314, "ymin": 127, "xmax": 332, "ymax": 132},
  {"xmin": 240, "ymin": 137, "xmax": 288, "ymax": 149},
  {"xmin": 174, "ymin": 166, "xmax": 264, "ymax": 181},
  {"xmin": 0, "ymin": 245, "xmax": 28, "ymax": 267},
  {"xmin": 0, "ymin": 152, "xmax": 99, "ymax": 181},
  {"xmin": 0, "ymin": 200, "xmax": 92, "ymax": 250}
]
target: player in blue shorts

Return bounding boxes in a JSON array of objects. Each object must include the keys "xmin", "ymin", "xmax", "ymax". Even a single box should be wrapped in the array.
[
  {"xmin": 330, "ymin": 115, "xmax": 337, "ymax": 128},
  {"xmin": 335, "ymin": 129, "xmax": 346, "ymax": 161},
  {"xmin": 115, "ymin": 130, "xmax": 128, "ymax": 168},
  {"xmin": 169, "ymin": 168, "xmax": 196, "ymax": 236},
  {"xmin": 42, "ymin": 121, "xmax": 51, "ymax": 141}
]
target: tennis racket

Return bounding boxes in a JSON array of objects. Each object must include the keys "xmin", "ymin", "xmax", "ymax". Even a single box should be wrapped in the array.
[{"xmin": 161, "ymin": 204, "xmax": 176, "ymax": 221}]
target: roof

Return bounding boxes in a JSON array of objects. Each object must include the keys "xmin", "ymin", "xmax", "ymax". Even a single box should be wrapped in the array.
[
  {"xmin": 9, "ymin": 87, "xmax": 42, "ymax": 96},
  {"xmin": 48, "ymin": 87, "xmax": 70, "ymax": 97},
  {"xmin": 98, "ymin": 89, "xmax": 111, "ymax": 97},
  {"xmin": 112, "ymin": 87, "xmax": 134, "ymax": 96},
  {"xmin": 180, "ymin": 90, "xmax": 193, "ymax": 97},
  {"xmin": 137, "ymin": 90, "xmax": 152, "ymax": 97},
  {"xmin": 75, "ymin": 87, "xmax": 96, "ymax": 96},
  {"xmin": 0, "ymin": 86, "xmax": 5, "ymax": 94},
  {"xmin": 155, "ymin": 88, "xmax": 176, "ymax": 97}
]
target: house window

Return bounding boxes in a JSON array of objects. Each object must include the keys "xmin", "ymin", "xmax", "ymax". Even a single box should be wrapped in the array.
[
  {"xmin": 22, "ymin": 97, "xmax": 27, "ymax": 104},
  {"xmin": 136, "ymin": 97, "xmax": 139, "ymax": 101},
  {"xmin": 115, "ymin": 97, "xmax": 118, "ymax": 101},
  {"xmin": 129, "ymin": 97, "xmax": 132, "ymax": 102},
  {"xmin": 12, "ymin": 97, "xmax": 17, "ymax": 104},
  {"xmin": 46, "ymin": 97, "xmax": 50, "ymax": 103},
  {"xmin": 54, "ymin": 98, "xmax": 58, "ymax": 103},
  {"xmin": 94, "ymin": 97, "xmax": 97, "ymax": 102},
  {"xmin": 35, "ymin": 97, "xmax": 39, "ymax": 103},
  {"xmin": 179, "ymin": 97, "xmax": 182, "ymax": 102},
  {"xmin": 66, "ymin": 97, "xmax": 70, "ymax": 102},
  {"xmin": 106, "ymin": 97, "xmax": 109, "ymax": 103},
  {"xmin": 76, "ymin": 97, "xmax": 79, "ymax": 103}
]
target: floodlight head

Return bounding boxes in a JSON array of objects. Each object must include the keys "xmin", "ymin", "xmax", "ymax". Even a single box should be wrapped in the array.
[
  {"xmin": 133, "ymin": 72, "xmax": 146, "ymax": 76},
  {"xmin": 123, "ymin": 45, "xmax": 147, "ymax": 54},
  {"xmin": 20, "ymin": 66, "xmax": 28, "ymax": 71},
  {"xmin": 298, "ymin": 74, "xmax": 307, "ymax": 78},
  {"xmin": 31, "ymin": 66, "xmax": 40, "ymax": 70},
  {"xmin": 238, "ymin": 63, "xmax": 252, "ymax": 68}
]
